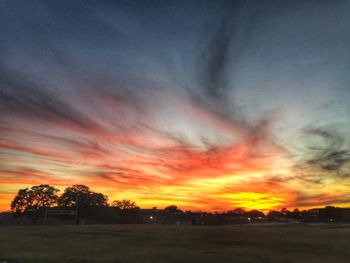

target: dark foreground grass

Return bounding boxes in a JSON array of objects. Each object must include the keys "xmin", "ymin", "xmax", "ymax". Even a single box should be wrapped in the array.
[{"xmin": 0, "ymin": 224, "xmax": 349, "ymax": 263}]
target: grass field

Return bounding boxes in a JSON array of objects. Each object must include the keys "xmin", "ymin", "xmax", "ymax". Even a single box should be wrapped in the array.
[{"xmin": 0, "ymin": 224, "xmax": 349, "ymax": 263}]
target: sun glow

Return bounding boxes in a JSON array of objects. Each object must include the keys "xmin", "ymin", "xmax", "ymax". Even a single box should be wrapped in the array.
[{"xmin": 222, "ymin": 192, "xmax": 284, "ymax": 211}]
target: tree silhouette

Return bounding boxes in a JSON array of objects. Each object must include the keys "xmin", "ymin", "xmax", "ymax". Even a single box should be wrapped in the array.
[
  {"xmin": 58, "ymin": 184, "xmax": 107, "ymax": 207},
  {"xmin": 267, "ymin": 210, "xmax": 283, "ymax": 221},
  {"xmin": 246, "ymin": 209, "xmax": 264, "ymax": 218},
  {"xmin": 164, "ymin": 205, "xmax": 181, "ymax": 213},
  {"xmin": 11, "ymin": 184, "xmax": 59, "ymax": 214},
  {"xmin": 319, "ymin": 206, "xmax": 342, "ymax": 222},
  {"xmin": 291, "ymin": 208, "xmax": 302, "ymax": 219},
  {"xmin": 112, "ymin": 200, "xmax": 138, "ymax": 210},
  {"xmin": 226, "ymin": 208, "xmax": 245, "ymax": 215},
  {"xmin": 58, "ymin": 185, "xmax": 108, "ymax": 223}
]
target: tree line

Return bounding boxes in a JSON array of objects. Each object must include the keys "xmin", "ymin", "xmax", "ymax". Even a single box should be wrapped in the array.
[
  {"xmin": 9, "ymin": 184, "xmax": 349, "ymax": 225},
  {"xmin": 11, "ymin": 184, "xmax": 140, "ymax": 224},
  {"xmin": 10, "ymin": 184, "xmax": 186, "ymax": 224}
]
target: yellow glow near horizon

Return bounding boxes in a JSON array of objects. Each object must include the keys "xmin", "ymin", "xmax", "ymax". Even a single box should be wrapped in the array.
[{"xmin": 222, "ymin": 192, "xmax": 284, "ymax": 211}]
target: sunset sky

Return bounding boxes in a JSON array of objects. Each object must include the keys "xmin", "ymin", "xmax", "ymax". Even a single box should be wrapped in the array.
[{"xmin": 1, "ymin": 0, "xmax": 350, "ymax": 212}]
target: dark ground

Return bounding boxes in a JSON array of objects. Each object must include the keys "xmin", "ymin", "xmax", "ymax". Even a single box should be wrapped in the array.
[{"xmin": 1, "ymin": 224, "xmax": 349, "ymax": 263}]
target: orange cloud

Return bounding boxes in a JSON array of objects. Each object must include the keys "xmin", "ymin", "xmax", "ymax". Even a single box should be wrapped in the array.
[{"xmin": 1, "ymin": 87, "xmax": 349, "ymax": 212}]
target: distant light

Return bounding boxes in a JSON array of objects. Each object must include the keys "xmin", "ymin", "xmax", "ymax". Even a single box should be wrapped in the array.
[
  {"xmin": 150, "ymin": 216, "xmax": 153, "ymax": 219},
  {"xmin": 258, "ymin": 217, "xmax": 262, "ymax": 219},
  {"xmin": 248, "ymin": 217, "xmax": 251, "ymax": 221}
]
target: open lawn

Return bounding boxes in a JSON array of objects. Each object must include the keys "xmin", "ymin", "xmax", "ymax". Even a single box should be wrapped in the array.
[{"xmin": 0, "ymin": 224, "xmax": 349, "ymax": 263}]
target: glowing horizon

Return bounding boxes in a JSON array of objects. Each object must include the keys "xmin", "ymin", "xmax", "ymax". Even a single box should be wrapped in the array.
[{"xmin": 1, "ymin": 1, "xmax": 350, "ymax": 212}]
